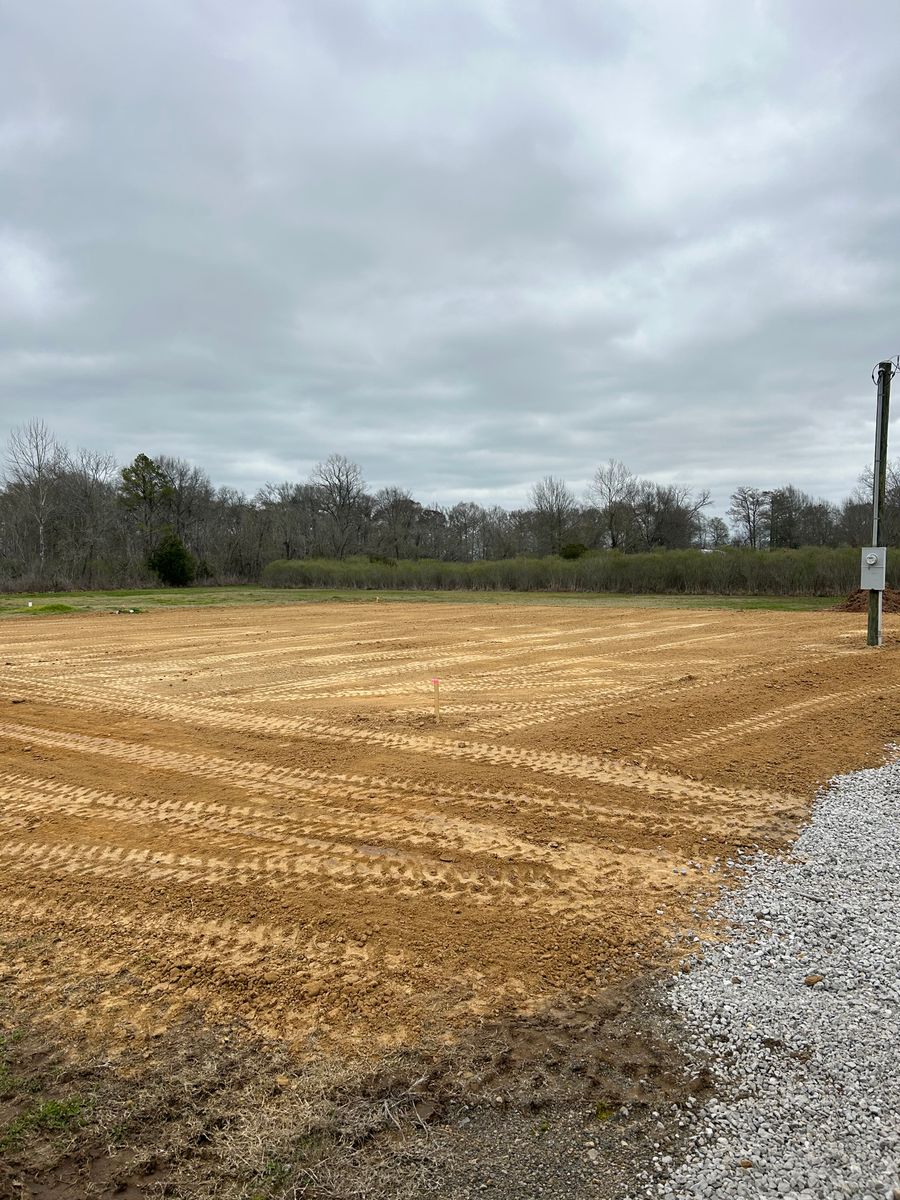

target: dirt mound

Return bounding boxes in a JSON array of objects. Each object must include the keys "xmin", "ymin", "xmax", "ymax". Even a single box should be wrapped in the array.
[{"xmin": 834, "ymin": 587, "xmax": 900, "ymax": 613}]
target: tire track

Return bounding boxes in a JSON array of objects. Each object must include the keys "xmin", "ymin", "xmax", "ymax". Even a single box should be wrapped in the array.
[
  {"xmin": 0, "ymin": 768, "xmax": 712, "ymax": 882},
  {"xmin": 648, "ymin": 680, "xmax": 900, "ymax": 761},
  {"xmin": 0, "ymin": 836, "xmax": 620, "ymax": 916},
  {"xmin": 0, "ymin": 601, "xmax": 880, "ymax": 1055},
  {"xmin": 0, "ymin": 705, "xmax": 796, "ymax": 812}
]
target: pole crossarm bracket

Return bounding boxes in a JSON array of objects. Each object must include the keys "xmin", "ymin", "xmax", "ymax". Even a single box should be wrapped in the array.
[{"xmin": 871, "ymin": 356, "xmax": 900, "ymax": 385}]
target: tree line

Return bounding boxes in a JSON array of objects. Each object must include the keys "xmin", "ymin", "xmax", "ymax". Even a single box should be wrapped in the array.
[{"xmin": 0, "ymin": 419, "xmax": 892, "ymax": 590}]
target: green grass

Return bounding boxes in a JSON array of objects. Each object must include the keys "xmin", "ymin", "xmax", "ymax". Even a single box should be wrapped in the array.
[
  {"xmin": 0, "ymin": 1062, "xmax": 15, "ymax": 1100},
  {"xmin": 0, "ymin": 1096, "xmax": 84, "ymax": 1152},
  {"xmin": 22, "ymin": 602, "xmax": 78, "ymax": 615},
  {"xmin": 0, "ymin": 585, "xmax": 843, "ymax": 617}
]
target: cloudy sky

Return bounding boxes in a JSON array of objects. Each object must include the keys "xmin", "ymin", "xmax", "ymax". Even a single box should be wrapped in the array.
[{"xmin": 2, "ymin": 0, "xmax": 899, "ymax": 511}]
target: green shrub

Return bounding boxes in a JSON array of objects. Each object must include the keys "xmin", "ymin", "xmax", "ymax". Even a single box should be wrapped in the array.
[
  {"xmin": 261, "ymin": 547, "xmax": 874, "ymax": 596},
  {"xmin": 148, "ymin": 532, "xmax": 196, "ymax": 587}
]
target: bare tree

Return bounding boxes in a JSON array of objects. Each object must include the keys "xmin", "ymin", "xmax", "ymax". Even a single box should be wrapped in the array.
[
  {"xmin": 157, "ymin": 456, "xmax": 214, "ymax": 546},
  {"xmin": 257, "ymin": 481, "xmax": 323, "ymax": 561},
  {"xmin": 57, "ymin": 448, "xmax": 118, "ymax": 585},
  {"xmin": 529, "ymin": 476, "xmax": 578, "ymax": 555},
  {"xmin": 413, "ymin": 505, "xmax": 447, "ymax": 559},
  {"xmin": 703, "ymin": 516, "xmax": 731, "ymax": 548},
  {"xmin": 587, "ymin": 459, "xmax": 638, "ymax": 550},
  {"xmin": 214, "ymin": 486, "xmax": 266, "ymax": 579},
  {"xmin": 6, "ymin": 419, "xmax": 65, "ymax": 577},
  {"xmin": 480, "ymin": 505, "xmax": 520, "ymax": 559},
  {"xmin": 631, "ymin": 482, "xmax": 710, "ymax": 550},
  {"xmin": 372, "ymin": 487, "xmax": 423, "ymax": 560},
  {"xmin": 443, "ymin": 502, "xmax": 488, "ymax": 561},
  {"xmin": 798, "ymin": 499, "xmax": 839, "ymax": 547},
  {"xmin": 853, "ymin": 459, "xmax": 900, "ymax": 546},
  {"xmin": 727, "ymin": 486, "xmax": 768, "ymax": 549},
  {"xmin": 311, "ymin": 455, "xmax": 368, "ymax": 559}
]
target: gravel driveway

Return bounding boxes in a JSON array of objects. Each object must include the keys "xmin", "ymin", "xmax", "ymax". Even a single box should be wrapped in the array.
[{"xmin": 649, "ymin": 758, "xmax": 900, "ymax": 1200}]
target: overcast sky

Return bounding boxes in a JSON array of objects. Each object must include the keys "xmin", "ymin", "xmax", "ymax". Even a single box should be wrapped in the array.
[{"xmin": 2, "ymin": 0, "xmax": 899, "ymax": 511}]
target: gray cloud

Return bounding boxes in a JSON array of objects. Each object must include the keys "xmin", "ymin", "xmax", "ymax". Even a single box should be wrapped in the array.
[{"xmin": 2, "ymin": 0, "xmax": 899, "ymax": 511}]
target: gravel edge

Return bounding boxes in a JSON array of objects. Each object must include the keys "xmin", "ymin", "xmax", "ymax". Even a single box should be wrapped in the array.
[{"xmin": 642, "ymin": 757, "xmax": 900, "ymax": 1200}]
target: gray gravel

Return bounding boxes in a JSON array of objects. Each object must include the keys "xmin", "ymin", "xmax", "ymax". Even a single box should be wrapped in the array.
[{"xmin": 648, "ymin": 759, "xmax": 900, "ymax": 1200}]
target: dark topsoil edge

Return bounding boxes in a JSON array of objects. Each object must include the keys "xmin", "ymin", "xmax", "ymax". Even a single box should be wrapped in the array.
[
  {"xmin": 0, "ymin": 968, "xmax": 710, "ymax": 1200},
  {"xmin": 834, "ymin": 586, "xmax": 900, "ymax": 613}
]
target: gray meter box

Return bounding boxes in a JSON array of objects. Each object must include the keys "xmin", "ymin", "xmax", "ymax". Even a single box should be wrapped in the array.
[{"xmin": 860, "ymin": 546, "xmax": 887, "ymax": 591}]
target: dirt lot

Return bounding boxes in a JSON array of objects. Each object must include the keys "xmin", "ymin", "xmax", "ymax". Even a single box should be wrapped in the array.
[{"xmin": 0, "ymin": 601, "xmax": 897, "ymax": 1195}]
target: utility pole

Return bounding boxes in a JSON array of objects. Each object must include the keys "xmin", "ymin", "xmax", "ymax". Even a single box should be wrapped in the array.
[{"xmin": 865, "ymin": 361, "xmax": 893, "ymax": 646}]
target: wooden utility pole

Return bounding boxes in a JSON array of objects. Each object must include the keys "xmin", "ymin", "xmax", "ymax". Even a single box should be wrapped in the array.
[{"xmin": 867, "ymin": 361, "xmax": 892, "ymax": 647}]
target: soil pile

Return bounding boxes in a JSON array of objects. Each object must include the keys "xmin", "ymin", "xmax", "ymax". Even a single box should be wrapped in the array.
[{"xmin": 834, "ymin": 586, "xmax": 900, "ymax": 613}]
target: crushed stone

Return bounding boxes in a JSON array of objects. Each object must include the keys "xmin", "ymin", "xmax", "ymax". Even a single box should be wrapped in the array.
[{"xmin": 648, "ymin": 757, "xmax": 900, "ymax": 1200}]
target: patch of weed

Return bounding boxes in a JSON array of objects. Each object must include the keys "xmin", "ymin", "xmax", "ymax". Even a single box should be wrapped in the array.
[
  {"xmin": 1, "ymin": 1095, "xmax": 85, "ymax": 1152},
  {"xmin": 261, "ymin": 1155, "xmax": 293, "ymax": 1185},
  {"xmin": 0, "ymin": 1067, "xmax": 39, "ymax": 1101},
  {"xmin": 105, "ymin": 1119, "xmax": 130, "ymax": 1148},
  {"xmin": 243, "ymin": 1153, "xmax": 296, "ymax": 1198},
  {"xmin": 292, "ymin": 1130, "xmax": 330, "ymax": 1160}
]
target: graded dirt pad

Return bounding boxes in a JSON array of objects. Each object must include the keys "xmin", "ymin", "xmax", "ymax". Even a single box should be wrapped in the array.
[
  {"xmin": 0, "ymin": 604, "xmax": 897, "ymax": 1195},
  {"xmin": 0, "ymin": 601, "xmax": 897, "ymax": 1068}
]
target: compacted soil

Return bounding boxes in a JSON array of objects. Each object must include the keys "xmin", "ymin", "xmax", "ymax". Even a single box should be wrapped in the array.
[{"xmin": 0, "ymin": 602, "xmax": 896, "ymax": 1197}]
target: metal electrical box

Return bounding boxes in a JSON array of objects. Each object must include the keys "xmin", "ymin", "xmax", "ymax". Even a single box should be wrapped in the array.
[{"xmin": 860, "ymin": 546, "xmax": 887, "ymax": 591}]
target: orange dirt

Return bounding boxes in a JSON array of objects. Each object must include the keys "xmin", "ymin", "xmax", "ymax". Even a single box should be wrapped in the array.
[
  {"xmin": 0, "ymin": 602, "xmax": 896, "ymax": 1059},
  {"xmin": 834, "ymin": 586, "xmax": 900, "ymax": 613}
]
